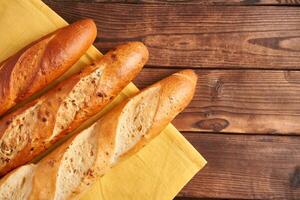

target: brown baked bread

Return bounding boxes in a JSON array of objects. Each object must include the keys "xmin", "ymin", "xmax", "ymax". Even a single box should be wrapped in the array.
[
  {"xmin": 0, "ymin": 69, "xmax": 197, "ymax": 200},
  {"xmin": 0, "ymin": 42, "xmax": 148, "ymax": 176},
  {"xmin": 0, "ymin": 19, "xmax": 97, "ymax": 116}
]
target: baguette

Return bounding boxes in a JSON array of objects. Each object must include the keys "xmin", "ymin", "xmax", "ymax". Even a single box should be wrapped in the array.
[
  {"xmin": 0, "ymin": 19, "xmax": 97, "ymax": 116},
  {"xmin": 0, "ymin": 70, "xmax": 197, "ymax": 200},
  {"xmin": 0, "ymin": 42, "xmax": 148, "ymax": 176}
]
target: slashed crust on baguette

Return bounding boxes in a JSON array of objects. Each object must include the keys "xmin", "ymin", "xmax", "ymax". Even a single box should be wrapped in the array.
[
  {"xmin": 55, "ymin": 124, "xmax": 98, "ymax": 200},
  {"xmin": 0, "ymin": 164, "xmax": 36, "ymax": 200},
  {"xmin": 114, "ymin": 86, "xmax": 160, "ymax": 160},
  {"xmin": 106, "ymin": 69, "xmax": 197, "ymax": 161},
  {"xmin": 0, "ymin": 101, "xmax": 43, "ymax": 164},
  {"xmin": 51, "ymin": 67, "xmax": 103, "ymax": 140},
  {"xmin": 0, "ymin": 19, "xmax": 97, "ymax": 116},
  {"xmin": 0, "ymin": 42, "xmax": 148, "ymax": 176},
  {"xmin": 0, "ymin": 70, "xmax": 197, "ymax": 200}
]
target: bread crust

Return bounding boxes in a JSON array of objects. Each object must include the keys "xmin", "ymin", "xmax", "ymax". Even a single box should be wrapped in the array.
[
  {"xmin": 0, "ymin": 19, "xmax": 97, "ymax": 116},
  {"xmin": 0, "ymin": 42, "xmax": 148, "ymax": 176},
  {"xmin": 25, "ymin": 70, "xmax": 197, "ymax": 200}
]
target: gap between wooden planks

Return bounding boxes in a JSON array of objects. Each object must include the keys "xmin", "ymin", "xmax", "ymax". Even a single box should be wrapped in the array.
[{"xmin": 44, "ymin": 2, "xmax": 300, "ymax": 69}]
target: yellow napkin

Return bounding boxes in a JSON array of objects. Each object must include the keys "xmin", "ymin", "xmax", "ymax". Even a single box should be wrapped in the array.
[{"xmin": 0, "ymin": 0, "xmax": 207, "ymax": 199}]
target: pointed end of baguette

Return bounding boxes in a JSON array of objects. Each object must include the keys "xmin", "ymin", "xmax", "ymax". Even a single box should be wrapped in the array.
[
  {"xmin": 96, "ymin": 41, "xmax": 149, "ymax": 85},
  {"xmin": 72, "ymin": 18, "xmax": 97, "ymax": 34},
  {"xmin": 162, "ymin": 69, "xmax": 197, "ymax": 101},
  {"xmin": 174, "ymin": 69, "xmax": 197, "ymax": 87},
  {"xmin": 119, "ymin": 41, "xmax": 149, "ymax": 65},
  {"xmin": 172, "ymin": 69, "xmax": 197, "ymax": 102}
]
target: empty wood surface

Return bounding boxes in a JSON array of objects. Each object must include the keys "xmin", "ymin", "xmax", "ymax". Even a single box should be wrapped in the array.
[
  {"xmin": 179, "ymin": 133, "xmax": 300, "ymax": 199},
  {"xmin": 134, "ymin": 68, "xmax": 300, "ymax": 135},
  {"xmin": 43, "ymin": 1, "xmax": 300, "ymax": 199},
  {"xmin": 44, "ymin": 1, "xmax": 300, "ymax": 69}
]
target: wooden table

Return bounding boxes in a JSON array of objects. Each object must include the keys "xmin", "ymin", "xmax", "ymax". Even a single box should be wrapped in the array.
[{"xmin": 44, "ymin": 1, "xmax": 300, "ymax": 199}]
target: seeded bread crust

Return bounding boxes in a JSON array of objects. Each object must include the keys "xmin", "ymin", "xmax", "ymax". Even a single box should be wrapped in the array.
[
  {"xmin": 0, "ymin": 42, "xmax": 148, "ymax": 176},
  {"xmin": 0, "ymin": 70, "xmax": 197, "ymax": 200}
]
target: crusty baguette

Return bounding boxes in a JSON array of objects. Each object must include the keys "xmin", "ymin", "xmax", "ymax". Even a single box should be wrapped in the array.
[
  {"xmin": 0, "ymin": 19, "xmax": 97, "ymax": 116},
  {"xmin": 0, "ymin": 42, "xmax": 148, "ymax": 176},
  {"xmin": 0, "ymin": 70, "xmax": 197, "ymax": 200}
]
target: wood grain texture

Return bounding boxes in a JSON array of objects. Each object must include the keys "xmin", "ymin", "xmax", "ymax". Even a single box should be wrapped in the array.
[
  {"xmin": 45, "ymin": 0, "xmax": 300, "ymax": 5},
  {"xmin": 134, "ymin": 68, "xmax": 300, "ymax": 134},
  {"xmin": 43, "ymin": 2, "xmax": 300, "ymax": 69},
  {"xmin": 179, "ymin": 132, "xmax": 300, "ymax": 199}
]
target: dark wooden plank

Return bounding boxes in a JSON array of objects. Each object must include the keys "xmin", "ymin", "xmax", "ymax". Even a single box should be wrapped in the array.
[
  {"xmin": 134, "ymin": 68, "xmax": 300, "ymax": 135},
  {"xmin": 46, "ymin": 0, "xmax": 300, "ymax": 6},
  {"xmin": 178, "ymin": 132, "xmax": 300, "ymax": 199},
  {"xmin": 44, "ymin": 2, "xmax": 300, "ymax": 69}
]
